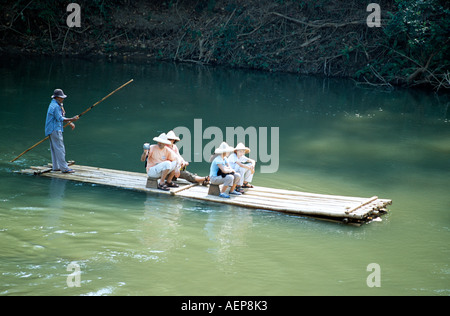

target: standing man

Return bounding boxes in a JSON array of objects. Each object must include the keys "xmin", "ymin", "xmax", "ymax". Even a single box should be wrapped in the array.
[{"xmin": 45, "ymin": 89, "xmax": 79, "ymax": 173}]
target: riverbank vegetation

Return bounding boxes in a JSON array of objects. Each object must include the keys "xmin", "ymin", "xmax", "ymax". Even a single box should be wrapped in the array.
[{"xmin": 0, "ymin": 0, "xmax": 449, "ymax": 91}]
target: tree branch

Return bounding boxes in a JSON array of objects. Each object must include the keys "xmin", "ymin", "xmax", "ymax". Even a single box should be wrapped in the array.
[{"xmin": 270, "ymin": 12, "xmax": 364, "ymax": 28}]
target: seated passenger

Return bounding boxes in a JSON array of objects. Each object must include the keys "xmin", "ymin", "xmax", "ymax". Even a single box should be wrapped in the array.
[
  {"xmin": 166, "ymin": 130, "xmax": 210, "ymax": 186},
  {"xmin": 141, "ymin": 133, "xmax": 179, "ymax": 191},
  {"xmin": 209, "ymin": 142, "xmax": 241, "ymax": 198},
  {"xmin": 228, "ymin": 142, "xmax": 255, "ymax": 189}
]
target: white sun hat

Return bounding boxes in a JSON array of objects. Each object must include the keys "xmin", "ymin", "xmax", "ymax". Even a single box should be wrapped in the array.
[
  {"xmin": 214, "ymin": 142, "xmax": 235, "ymax": 154},
  {"xmin": 153, "ymin": 133, "xmax": 172, "ymax": 145},
  {"xmin": 166, "ymin": 130, "xmax": 180, "ymax": 141},
  {"xmin": 234, "ymin": 142, "xmax": 250, "ymax": 154}
]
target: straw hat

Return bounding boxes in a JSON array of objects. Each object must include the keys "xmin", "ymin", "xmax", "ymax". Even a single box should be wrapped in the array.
[
  {"xmin": 234, "ymin": 142, "xmax": 250, "ymax": 154},
  {"xmin": 166, "ymin": 130, "xmax": 180, "ymax": 141},
  {"xmin": 153, "ymin": 133, "xmax": 171, "ymax": 145},
  {"xmin": 214, "ymin": 142, "xmax": 235, "ymax": 154}
]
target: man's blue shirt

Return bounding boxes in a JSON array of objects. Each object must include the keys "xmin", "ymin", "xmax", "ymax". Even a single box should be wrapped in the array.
[{"xmin": 45, "ymin": 99, "xmax": 65, "ymax": 136}]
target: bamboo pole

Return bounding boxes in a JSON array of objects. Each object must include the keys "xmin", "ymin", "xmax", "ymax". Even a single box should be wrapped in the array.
[
  {"xmin": 170, "ymin": 183, "xmax": 199, "ymax": 195},
  {"xmin": 10, "ymin": 79, "xmax": 134, "ymax": 162},
  {"xmin": 345, "ymin": 196, "xmax": 378, "ymax": 214}
]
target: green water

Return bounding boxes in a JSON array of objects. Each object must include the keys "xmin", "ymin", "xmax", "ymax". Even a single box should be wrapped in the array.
[{"xmin": 0, "ymin": 57, "xmax": 449, "ymax": 296}]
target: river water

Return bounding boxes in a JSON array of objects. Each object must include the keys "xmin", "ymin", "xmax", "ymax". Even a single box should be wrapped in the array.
[{"xmin": 0, "ymin": 57, "xmax": 449, "ymax": 296}]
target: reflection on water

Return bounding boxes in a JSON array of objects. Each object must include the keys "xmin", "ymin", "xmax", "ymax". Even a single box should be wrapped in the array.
[
  {"xmin": 0, "ymin": 57, "xmax": 449, "ymax": 295},
  {"xmin": 140, "ymin": 195, "xmax": 185, "ymax": 261},
  {"xmin": 204, "ymin": 205, "xmax": 254, "ymax": 272}
]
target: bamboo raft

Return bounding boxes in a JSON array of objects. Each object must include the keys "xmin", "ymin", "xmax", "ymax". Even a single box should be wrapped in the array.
[{"xmin": 19, "ymin": 163, "xmax": 392, "ymax": 225}]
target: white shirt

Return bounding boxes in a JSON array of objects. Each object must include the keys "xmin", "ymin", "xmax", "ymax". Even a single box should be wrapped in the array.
[{"xmin": 228, "ymin": 152, "xmax": 249, "ymax": 170}]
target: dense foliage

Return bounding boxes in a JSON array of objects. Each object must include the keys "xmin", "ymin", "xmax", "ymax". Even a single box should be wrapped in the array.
[
  {"xmin": 357, "ymin": 0, "xmax": 450, "ymax": 90},
  {"xmin": 0, "ymin": 0, "xmax": 448, "ymax": 90}
]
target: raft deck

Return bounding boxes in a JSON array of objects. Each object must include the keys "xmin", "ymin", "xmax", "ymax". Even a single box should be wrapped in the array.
[{"xmin": 19, "ymin": 163, "xmax": 392, "ymax": 225}]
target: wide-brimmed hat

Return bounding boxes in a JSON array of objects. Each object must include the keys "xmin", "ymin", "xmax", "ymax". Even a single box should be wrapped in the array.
[
  {"xmin": 166, "ymin": 130, "xmax": 180, "ymax": 141},
  {"xmin": 214, "ymin": 142, "xmax": 235, "ymax": 154},
  {"xmin": 51, "ymin": 89, "xmax": 67, "ymax": 99},
  {"xmin": 234, "ymin": 142, "xmax": 250, "ymax": 154},
  {"xmin": 153, "ymin": 133, "xmax": 172, "ymax": 145}
]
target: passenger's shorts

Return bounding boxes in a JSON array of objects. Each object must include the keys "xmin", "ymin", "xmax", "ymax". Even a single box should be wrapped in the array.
[
  {"xmin": 210, "ymin": 173, "xmax": 241, "ymax": 187},
  {"xmin": 147, "ymin": 161, "xmax": 177, "ymax": 178}
]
